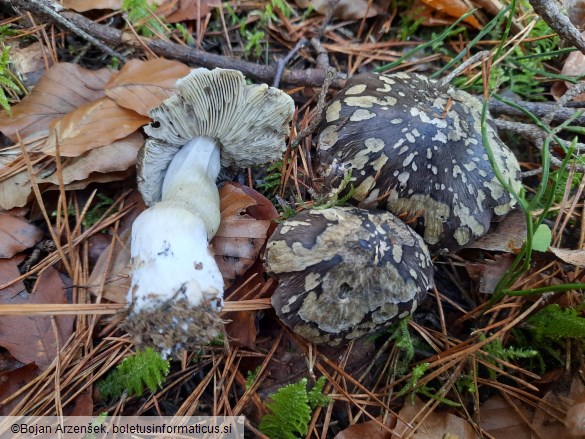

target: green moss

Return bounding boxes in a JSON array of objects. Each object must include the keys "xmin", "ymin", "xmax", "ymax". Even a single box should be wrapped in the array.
[{"xmin": 526, "ymin": 304, "xmax": 585, "ymax": 341}]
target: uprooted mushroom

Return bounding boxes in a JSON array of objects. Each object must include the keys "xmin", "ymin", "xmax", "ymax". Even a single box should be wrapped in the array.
[{"xmin": 126, "ymin": 68, "xmax": 294, "ymax": 355}]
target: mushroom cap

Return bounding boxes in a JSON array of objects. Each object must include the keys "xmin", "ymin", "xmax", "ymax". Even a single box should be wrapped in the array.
[
  {"xmin": 316, "ymin": 72, "xmax": 522, "ymax": 251},
  {"xmin": 137, "ymin": 68, "xmax": 295, "ymax": 205},
  {"xmin": 265, "ymin": 206, "xmax": 434, "ymax": 345}
]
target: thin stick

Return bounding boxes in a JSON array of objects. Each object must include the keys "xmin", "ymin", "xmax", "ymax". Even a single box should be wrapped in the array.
[{"xmin": 11, "ymin": 0, "xmax": 126, "ymax": 60}]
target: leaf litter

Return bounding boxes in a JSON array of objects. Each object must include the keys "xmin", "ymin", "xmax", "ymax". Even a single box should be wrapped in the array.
[{"xmin": 0, "ymin": 1, "xmax": 584, "ymax": 438}]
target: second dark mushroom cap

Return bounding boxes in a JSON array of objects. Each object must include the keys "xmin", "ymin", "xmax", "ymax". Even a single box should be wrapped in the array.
[
  {"xmin": 316, "ymin": 72, "xmax": 522, "ymax": 252},
  {"xmin": 265, "ymin": 206, "xmax": 434, "ymax": 345}
]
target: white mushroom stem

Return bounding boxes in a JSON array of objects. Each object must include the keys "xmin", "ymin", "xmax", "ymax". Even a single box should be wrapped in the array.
[{"xmin": 129, "ymin": 136, "xmax": 224, "ymax": 317}]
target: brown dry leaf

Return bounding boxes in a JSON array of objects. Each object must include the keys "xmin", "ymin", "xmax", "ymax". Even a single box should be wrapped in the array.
[
  {"xmin": 552, "ymin": 32, "xmax": 585, "ymax": 101},
  {"xmin": 334, "ymin": 418, "xmax": 394, "ymax": 439},
  {"xmin": 480, "ymin": 395, "xmax": 533, "ymax": 438},
  {"xmin": 40, "ymin": 132, "xmax": 143, "ymax": 185},
  {"xmin": 465, "ymin": 253, "xmax": 516, "ymax": 294},
  {"xmin": 225, "ymin": 308, "xmax": 258, "ymax": 349},
  {"xmin": 164, "ymin": 0, "xmax": 221, "ymax": 22},
  {"xmin": 394, "ymin": 397, "xmax": 477, "ymax": 438},
  {"xmin": 0, "ymin": 256, "xmax": 25, "ymax": 297},
  {"xmin": 0, "ymin": 173, "xmax": 33, "ymax": 210},
  {"xmin": 419, "ymin": 0, "xmax": 482, "ymax": 29},
  {"xmin": 531, "ymin": 390, "xmax": 572, "ymax": 437},
  {"xmin": 294, "ymin": 0, "xmax": 386, "ymax": 20},
  {"xmin": 212, "ymin": 182, "xmax": 277, "ymax": 285},
  {"xmin": 9, "ymin": 42, "xmax": 47, "ymax": 88},
  {"xmin": 550, "ymin": 247, "xmax": 585, "ymax": 267},
  {"xmin": 68, "ymin": 389, "xmax": 94, "ymax": 416},
  {"xmin": 565, "ymin": 376, "xmax": 585, "ymax": 437},
  {"xmin": 0, "ymin": 213, "xmax": 43, "ymax": 258},
  {"xmin": 0, "ymin": 63, "xmax": 112, "ymax": 141},
  {"xmin": 105, "ymin": 59, "xmax": 191, "ymax": 116},
  {"xmin": 0, "ymin": 363, "xmax": 39, "ymax": 415},
  {"xmin": 566, "ymin": 0, "xmax": 585, "ymax": 28},
  {"xmin": 469, "ymin": 210, "xmax": 526, "ymax": 252},
  {"xmin": 44, "ymin": 97, "xmax": 148, "ymax": 157},
  {"xmin": 62, "ymin": 0, "xmax": 121, "ymax": 11},
  {"xmin": 88, "ymin": 229, "xmax": 131, "ymax": 303},
  {"xmin": 0, "ymin": 267, "xmax": 74, "ymax": 370}
]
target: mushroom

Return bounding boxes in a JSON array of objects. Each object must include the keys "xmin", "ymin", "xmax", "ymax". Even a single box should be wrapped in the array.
[
  {"xmin": 126, "ymin": 68, "xmax": 294, "ymax": 355},
  {"xmin": 264, "ymin": 206, "xmax": 434, "ymax": 345},
  {"xmin": 316, "ymin": 72, "xmax": 522, "ymax": 252}
]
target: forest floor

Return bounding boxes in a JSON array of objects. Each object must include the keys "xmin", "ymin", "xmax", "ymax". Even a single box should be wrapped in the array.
[{"xmin": 0, "ymin": 0, "xmax": 584, "ymax": 438}]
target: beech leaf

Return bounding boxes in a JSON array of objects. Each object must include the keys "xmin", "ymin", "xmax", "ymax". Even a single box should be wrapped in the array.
[
  {"xmin": 0, "ymin": 213, "xmax": 43, "ymax": 258},
  {"xmin": 105, "ymin": 59, "xmax": 191, "ymax": 116},
  {"xmin": 0, "ymin": 63, "xmax": 112, "ymax": 141},
  {"xmin": 44, "ymin": 97, "xmax": 149, "ymax": 157},
  {"xmin": 40, "ymin": 132, "xmax": 144, "ymax": 185},
  {"xmin": 0, "ymin": 266, "xmax": 74, "ymax": 370}
]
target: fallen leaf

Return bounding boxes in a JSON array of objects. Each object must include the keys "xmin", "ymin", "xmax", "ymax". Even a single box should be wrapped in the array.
[
  {"xmin": 294, "ymin": 0, "xmax": 386, "ymax": 20},
  {"xmin": 62, "ymin": 0, "xmax": 121, "ymax": 11},
  {"xmin": 0, "ymin": 266, "xmax": 74, "ymax": 370},
  {"xmin": 164, "ymin": 0, "xmax": 221, "ymax": 22},
  {"xmin": 44, "ymin": 97, "xmax": 149, "ymax": 157},
  {"xmin": 468, "ymin": 210, "xmax": 526, "ymax": 252},
  {"xmin": 567, "ymin": 0, "xmax": 585, "ymax": 27},
  {"xmin": 0, "ymin": 256, "xmax": 25, "ymax": 298},
  {"xmin": 553, "ymin": 31, "xmax": 585, "ymax": 101},
  {"xmin": 88, "ymin": 229, "xmax": 131, "ymax": 304},
  {"xmin": 0, "ymin": 63, "xmax": 112, "ymax": 141},
  {"xmin": 0, "ymin": 213, "xmax": 43, "ymax": 258},
  {"xmin": 550, "ymin": 247, "xmax": 585, "ymax": 267},
  {"xmin": 67, "ymin": 388, "xmax": 94, "ymax": 416},
  {"xmin": 8, "ymin": 42, "xmax": 48, "ymax": 88},
  {"xmin": 334, "ymin": 417, "xmax": 394, "ymax": 439},
  {"xmin": 105, "ymin": 59, "xmax": 191, "ymax": 116},
  {"xmin": 394, "ymin": 397, "xmax": 477, "ymax": 438},
  {"xmin": 531, "ymin": 389, "xmax": 572, "ymax": 437},
  {"xmin": 0, "ymin": 363, "xmax": 39, "ymax": 415},
  {"xmin": 465, "ymin": 253, "xmax": 516, "ymax": 294},
  {"xmin": 212, "ymin": 183, "xmax": 277, "ymax": 285},
  {"xmin": 565, "ymin": 376, "xmax": 585, "ymax": 437},
  {"xmin": 480, "ymin": 395, "xmax": 533, "ymax": 438},
  {"xmin": 40, "ymin": 132, "xmax": 144, "ymax": 185},
  {"xmin": 419, "ymin": 0, "xmax": 482, "ymax": 29},
  {"xmin": 53, "ymin": 169, "xmax": 135, "ymax": 191}
]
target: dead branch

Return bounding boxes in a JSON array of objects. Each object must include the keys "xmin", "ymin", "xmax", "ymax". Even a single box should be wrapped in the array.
[
  {"xmin": 528, "ymin": 0, "xmax": 585, "ymax": 54},
  {"xmin": 3, "ymin": 0, "xmax": 347, "ymax": 88}
]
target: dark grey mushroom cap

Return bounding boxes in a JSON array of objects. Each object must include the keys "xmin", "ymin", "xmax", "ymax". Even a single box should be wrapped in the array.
[
  {"xmin": 265, "ymin": 206, "xmax": 434, "ymax": 345},
  {"xmin": 137, "ymin": 68, "xmax": 295, "ymax": 206},
  {"xmin": 316, "ymin": 72, "xmax": 521, "ymax": 252}
]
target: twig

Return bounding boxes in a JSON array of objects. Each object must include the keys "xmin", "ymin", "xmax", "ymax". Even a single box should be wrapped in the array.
[
  {"xmin": 311, "ymin": 37, "xmax": 330, "ymax": 70},
  {"xmin": 273, "ymin": 38, "xmax": 308, "ymax": 88},
  {"xmin": 7, "ymin": 0, "xmax": 127, "ymax": 60},
  {"xmin": 290, "ymin": 67, "xmax": 336, "ymax": 150},
  {"xmin": 318, "ymin": 0, "xmax": 340, "ymax": 39},
  {"xmin": 488, "ymin": 98, "xmax": 585, "ymax": 125},
  {"xmin": 543, "ymin": 81, "xmax": 585, "ymax": 126},
  {"xmin": 528, "ymin": 0, "xmax": 585, "ymax": 54},
  {"xmin": 439, "ymin": 51, "xmax": 490, "ymax": 87},
  {"xmin": 3, "ymin": 0, "xmax": 347, "ymax": 88},
  {"xmin": 495, "ymin": 119, "xmax": 585, "ymax": 172}
]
